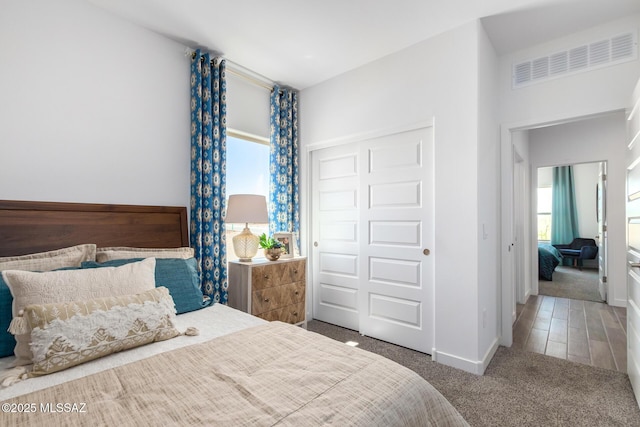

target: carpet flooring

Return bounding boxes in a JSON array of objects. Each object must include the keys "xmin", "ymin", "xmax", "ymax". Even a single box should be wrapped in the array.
[
  {"xmin": 539, "ymin": 266, "xmax": 603, "ymax": 303},
  {"xmin": 307, "ymin": 319, "xmax": 640, "ymax": 427}
]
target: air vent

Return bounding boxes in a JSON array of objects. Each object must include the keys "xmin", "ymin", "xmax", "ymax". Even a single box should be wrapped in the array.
[
  {"xmin": 589, "ymin": 40, "xmax": 610, "ymax": 65},
  {"xmin": 532, "ymin": 57, "xmax": 549, "ymax": 80},
  {"xmin": 612, "ymin": 33, "xmax": 634, "ymax": 60},
  {"xmin": 512, "ymin": 31, "xmax": 637, "ymax": 88},
  {"xmin": 569, "ymin": 45, "xmax": 588, "ymax": 70},
  {"xmin": 549, "ymin": 51, "xmax": 568, "ymax": 75}
]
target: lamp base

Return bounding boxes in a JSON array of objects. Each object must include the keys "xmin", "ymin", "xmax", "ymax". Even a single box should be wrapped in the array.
[{"xmin": 232, "ymin": 226, "xmax": 260, "ymax": 261}]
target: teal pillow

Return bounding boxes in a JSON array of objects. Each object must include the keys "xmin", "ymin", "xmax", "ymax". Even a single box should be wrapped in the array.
[
  {"xmin": 81, "ymin": 258, "xmax": 208, "ymax": 314},
  {"xmin": 0, "ymin": 274, "xmax": 15, "ymax": 357}
]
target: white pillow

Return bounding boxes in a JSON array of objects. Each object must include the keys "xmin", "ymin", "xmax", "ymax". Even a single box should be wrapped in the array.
[
  {"xmin": 0, "ymin": 244, "xmax": 96, "ymax": 271},
  {"xmin": 2, "ymin": 258, "xmax": 156, "ymax": 366},
  {"xmin": 96, "ymin": 246, "xmax": 194, "ymax": 262}
]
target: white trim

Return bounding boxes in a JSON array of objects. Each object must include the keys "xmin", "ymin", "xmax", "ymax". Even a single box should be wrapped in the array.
[
  {"xmin": 305, "ymin": 119, "xmax": 434, "ymax": 152},
  {"xmin": 628, "ymin": 93, "xmax": 640, "ymax": 122},
  {"xmin": 629, "ymin": 128, "xmax": 640, "ymax": 150},
  {"xmin": 432, "ymin": 339, "xmax": 498, "ymax": 375},
  {"xmin": 480, "ymin": 337, "xmax": 500, "ymax": 373}
]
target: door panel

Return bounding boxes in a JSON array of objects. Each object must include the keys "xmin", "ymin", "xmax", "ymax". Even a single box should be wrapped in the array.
[
  {"xmin": 312, "ymin": 146, "xmax": 360, "ymax": 330},
  {"xmin": 359, "ymin": 128, "xmax": 433, "ymax": 353}
]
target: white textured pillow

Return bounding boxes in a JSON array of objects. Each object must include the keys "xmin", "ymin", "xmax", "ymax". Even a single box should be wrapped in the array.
[
  {"xmin": 0, "ymin": 244, "xmax": 96, "ymax": 271},
  {"xmin": 96, "ymin": 246, "xmax": 194, "ymax": 262},
  {"xmin": 2, "ymin": 258, "xmax": 156, "ymax": 366}
]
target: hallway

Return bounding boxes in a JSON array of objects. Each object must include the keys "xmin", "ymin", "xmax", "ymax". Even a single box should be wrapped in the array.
[{"xmin": 513, "ymin": 295, "xmax": 626, "ymax": 372}]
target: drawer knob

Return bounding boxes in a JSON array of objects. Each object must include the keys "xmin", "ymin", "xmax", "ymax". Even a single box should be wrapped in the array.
[
  {"xmin": 292, "ymin": 311, "xmax": 298, "ymax": 316},
  {"xmin": 293, "ymin": 269, "xmax": 298, "ymax": 274},
  {"xmin": 264, "ymin": 298, "xmax": 270, "ymax": 302},
  {"xmin": 264, "ymin": 274, "xmax": 270, "ymax": 279},
  {"xmin": 295, "ymin": 291, "xmax": 299, "ymax": 295}
]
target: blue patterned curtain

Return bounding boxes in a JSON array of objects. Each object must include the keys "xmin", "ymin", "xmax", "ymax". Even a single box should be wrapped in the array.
[
  {"xmin": 551, "ymin": 165, "xmax": 579, "ymax": 249},
  {"xmin": 190, "ymin": 50, "xmax": 228, "ymax": 303},
  {"xmin": 269, "ymin": 86, "xmax": 300, "ymax": 245}
]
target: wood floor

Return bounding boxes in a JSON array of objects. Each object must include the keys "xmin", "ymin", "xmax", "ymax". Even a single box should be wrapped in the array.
[{"xmin": 513, "ymin": 295, "xmax": 627, "ymax": 372}]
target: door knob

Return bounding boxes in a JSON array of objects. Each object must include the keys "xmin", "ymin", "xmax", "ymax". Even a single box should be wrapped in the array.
[{"xmin": 423, "ymin": 249, "xmax": 430, "ymax": 256}]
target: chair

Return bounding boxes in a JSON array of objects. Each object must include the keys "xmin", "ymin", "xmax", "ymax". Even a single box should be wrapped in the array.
[{"xmin": 553, "ymin": 238, "xmax": 598, "ymax": 269}]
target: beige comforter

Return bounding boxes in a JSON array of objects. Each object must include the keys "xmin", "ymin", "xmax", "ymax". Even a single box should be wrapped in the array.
[{"xmin": 2, "ymin": 322, "xmax": 467, "ymax": 426}]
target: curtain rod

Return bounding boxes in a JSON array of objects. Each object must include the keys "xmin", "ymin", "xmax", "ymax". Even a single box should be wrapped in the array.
[{"xmin": 186, "ymin": 48, "xmax": 274, "ymax": 92}]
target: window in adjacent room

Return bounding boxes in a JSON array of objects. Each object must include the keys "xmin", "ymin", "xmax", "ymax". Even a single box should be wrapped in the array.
[
  {"xmin": 537, "ymin": 186, "xmax": 552, "ymax": 241},
  {"xmin": 225, "ymin": 134, "xmax": 270, "ymax": 261}
]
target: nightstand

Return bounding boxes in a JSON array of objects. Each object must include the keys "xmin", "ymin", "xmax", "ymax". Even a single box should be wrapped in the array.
[{"xmin": 228, "ymin": 257, "xmax": 306, "ymax": 326}]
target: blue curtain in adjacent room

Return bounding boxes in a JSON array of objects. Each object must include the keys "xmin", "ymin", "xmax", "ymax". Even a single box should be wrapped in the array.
[
  {"xmin": 551, "ymin": 165, "xmax": 579, "ymax": 251},
  {"xmin": 269, "ymin": 85, "xmax": 300, "ymax": 247},
  {"xmin": 190, "ymin": 50, "xmax": 228, "ymax": 303}
]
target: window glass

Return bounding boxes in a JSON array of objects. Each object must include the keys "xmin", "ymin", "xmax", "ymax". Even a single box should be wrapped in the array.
[
  {"xmin": 225, "ymin": 136, "xmax": 270, "ymax": 261},
  {"xmin": 537, "ymin": 187, "xmax": 552, "ymax": 241}
]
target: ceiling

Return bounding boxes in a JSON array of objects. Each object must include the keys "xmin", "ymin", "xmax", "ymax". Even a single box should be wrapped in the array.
[{"xmin": 86, "ymin": 0, "xmax": 640, "ymax": 89}]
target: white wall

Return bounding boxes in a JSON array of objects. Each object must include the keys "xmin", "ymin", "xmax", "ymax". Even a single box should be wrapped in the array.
[
  {"xmin": 477, "ymin": 22, "xmax": 501, "ymax": 367},
  {"xmin": 302, "ymin": 21, "xmax": 489, "ymax": 373},
  {"xmin": 529, "ymin": 114, "xmax": 627, "ymax": 306},
  {"xmin": 0, "ymin": 0, "xmax": 191, "ymax": 209}
]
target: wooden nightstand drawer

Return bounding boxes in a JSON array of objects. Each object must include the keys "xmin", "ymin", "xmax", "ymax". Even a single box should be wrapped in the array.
[
  {"xmin": 251, "ymin": 263, "xmax": 284, "ymax": 291},
  {"xmin": 257, "ymin": 302, "xmax": 305, "ymax": 324},
  {"xmin": 228, "ymin": 257, "xmax": 307, "ymax": 326},
  {"xmin": 252, "ymin": 281, "xmax": 305, "ymax": 315},
  {"xmin": 288, "ymin": 259, "xmax": 306, "ymax": 282}
]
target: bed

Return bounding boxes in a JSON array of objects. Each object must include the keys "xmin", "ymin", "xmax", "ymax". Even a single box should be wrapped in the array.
[
  {"xmin": 0, "ymin": 200, "xmax": 467, "ymax": 426},
  {"xmin": 538, "ymin": 242, "xmax": 562, "ymax": 281}
]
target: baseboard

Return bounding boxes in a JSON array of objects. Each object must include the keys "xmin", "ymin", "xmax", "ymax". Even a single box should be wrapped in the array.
[
  {"xmin": 480, "ymin": 337, "xmax": 500, "ymax": 373},
  {"xmin": 611, "ymin": 297, "xmax": 627, "ymax": 308},
  {"xmin": 432, "ymin": 338, "xmax": 499, "ymax": 375}
]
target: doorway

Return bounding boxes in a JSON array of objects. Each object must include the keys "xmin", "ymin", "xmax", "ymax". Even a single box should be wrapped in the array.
[
  {"xmin": 500, "ymin": 111, "xmax": 627, "ymax": 348},
  {"xmin": 535, "ymin": 161, "xmax": 606, "ymax": 304}
]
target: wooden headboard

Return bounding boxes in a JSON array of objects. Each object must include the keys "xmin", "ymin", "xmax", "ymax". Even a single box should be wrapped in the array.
[{"xmin": 0, "ymin": 200, "xmax": 189, "ymax": 257}]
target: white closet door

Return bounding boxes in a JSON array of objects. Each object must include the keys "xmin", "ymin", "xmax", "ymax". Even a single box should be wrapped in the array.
[
  {"xmin": 312, "ymin": 143, "xmax": 361, "ymax": 330},
  {"xmin": 311, "ymin": 126, "xmax": 434, "ymax": 353},
  {"xmin": 358, "ymin": 128, "xmax": 434, "ymax": 353}
]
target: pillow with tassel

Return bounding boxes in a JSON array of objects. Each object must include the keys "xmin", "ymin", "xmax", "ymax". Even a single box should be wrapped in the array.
[{"xmin": 9, "ymin": 287, "xmax": 186, "ymax": 377}]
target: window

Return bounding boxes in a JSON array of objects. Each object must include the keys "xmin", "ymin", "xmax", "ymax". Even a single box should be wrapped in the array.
[
  {"xmin": 225, "ymin": 135, "xmax": 270, "ymax": 261},
  {"xmin": 537, "ymin": 187, "xmax": 552, "ymax": 241}
]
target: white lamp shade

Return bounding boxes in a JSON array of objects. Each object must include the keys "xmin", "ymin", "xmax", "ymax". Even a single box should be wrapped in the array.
[{"xmin": 225, "ymin": 194, "xmax": 268, "ymax": 224}]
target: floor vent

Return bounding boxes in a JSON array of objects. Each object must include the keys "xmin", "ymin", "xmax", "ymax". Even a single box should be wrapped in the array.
[{"xmin": 512, "ymin": 31, "xmax": 637, "ymax": 89}]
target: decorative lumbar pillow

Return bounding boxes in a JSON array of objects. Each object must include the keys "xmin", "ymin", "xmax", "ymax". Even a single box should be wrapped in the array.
[
  {"xmin": 2, "ymin": 258, "xmax": 156, "ymax": 366},
  {"xmin": 96, "ymin": 246, "xmax": 194, "ymax": 262},
  {"xmin": 0, "ymin": 244, "xmax": 97, "ymax": 359},
  {"xmin": 82, "ymin": 257, "xmax": 208, "ymax": 314},
  {"xmin": 12, "ymin": 287, "xmax": 180, "ymax": 376}
]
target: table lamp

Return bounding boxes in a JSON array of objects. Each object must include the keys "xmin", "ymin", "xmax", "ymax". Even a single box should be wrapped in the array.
[{"xmin": 225, "ymin": 194, "xmax": 269, "ymax": 261}]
